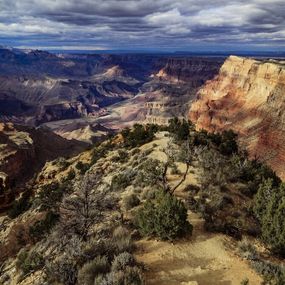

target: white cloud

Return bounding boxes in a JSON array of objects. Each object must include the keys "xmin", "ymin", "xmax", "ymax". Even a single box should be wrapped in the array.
[{"xmin": 0, "ymin": 0, "xmax": 284, "ymax": 49}]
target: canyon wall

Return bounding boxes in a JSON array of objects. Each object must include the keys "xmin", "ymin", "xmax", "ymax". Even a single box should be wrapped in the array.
[
  {"xmin": 190, "ymin": 55, "xmax": 285, "ymax": 179},
  {"xmin": 154, "ymin": 57, "xmax": 222, "ymax": 85},
  {"xmin": 0, "ymin": 123, "xmax": 87, "ymax": 210}
]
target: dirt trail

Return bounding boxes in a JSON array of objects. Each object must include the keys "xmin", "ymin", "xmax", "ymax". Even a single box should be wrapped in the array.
[{"xmin": 135, "ymin": 212, "xmax": 262, "ymax": 285}]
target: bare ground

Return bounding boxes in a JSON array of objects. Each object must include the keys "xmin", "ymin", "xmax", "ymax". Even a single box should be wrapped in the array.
[{"xmin": 135, "ymin": 212, "xmax": 262, "ymax": 285}]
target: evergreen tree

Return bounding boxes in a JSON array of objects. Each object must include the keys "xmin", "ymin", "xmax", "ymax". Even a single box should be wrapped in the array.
[{"xmin": 135, "ymin": 191, "xmax": 192, "ymax": 241}]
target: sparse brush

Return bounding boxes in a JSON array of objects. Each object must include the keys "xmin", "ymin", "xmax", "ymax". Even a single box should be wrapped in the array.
[
  {"xmin": 16, "ymin": 249, "xmax": 45, "ymax": 277},
  {"xmin": 123, "ymin": 193, "xmax": 140, "ymax": 210},
  {"xmin": 45, "ymin": 256, "xmax": 77, "ymax": 285},
  {"xmin": 78, "ymin": 256, "xmax": 110, "ymax": 285},
  {"xmin": 111, "ymin": 252, "xmax": 136, "ymax": 272},
  {"xmin": 112, "ymin": 226, "xmax": 136, "ymax": 254}
]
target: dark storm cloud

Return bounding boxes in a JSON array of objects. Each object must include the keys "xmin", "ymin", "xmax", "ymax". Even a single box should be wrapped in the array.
[{"xmin": 0, "ymin": 0, "xmax": 284, "ymax": 50}]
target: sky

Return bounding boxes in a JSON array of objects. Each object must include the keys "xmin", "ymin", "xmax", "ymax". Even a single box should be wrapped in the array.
[{"xmin": 0, "ymin": 0, "xmax": 285, "ymax": 52}]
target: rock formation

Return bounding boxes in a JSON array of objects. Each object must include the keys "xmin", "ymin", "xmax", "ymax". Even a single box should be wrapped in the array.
[
  {"xmin": 190, "ymin": 55, "xmax": 285, "ymax": 179},
  {"xmin": 0, "ymin": 123, "xmax": 87, "ymax": 210}
]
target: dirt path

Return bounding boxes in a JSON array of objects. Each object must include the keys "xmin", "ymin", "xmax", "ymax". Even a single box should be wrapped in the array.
[{"xmin": 135, "ymin": 212, "xmax": 262, "ymax": 285}]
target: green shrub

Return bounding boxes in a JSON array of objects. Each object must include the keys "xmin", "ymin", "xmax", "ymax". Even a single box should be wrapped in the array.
[
  {"xmin": 75, "ymin": 161, "xmax": 90, "ymax": 174},
  {"xmin": 135, "ymin": 191, "xmax": 192, "ymax": 241},
  {"xmin": 217, "ymin": 130, "xmax": 238, "ymax": 156},
  {"xmin": 8, "ymin": 190, "xmax": 32, "ymax": 218},
  {"xmin": 112, "ymin": 150, "xmax": 129, "ymax": 163},
  {"xmin": 170, "ymin": 164, "xmax": 181, "ymax": 175},
  {"xmin": 65, "ymin": 169, "xmax": 76, "ymax": 181},
  {"xmin": 141, "ymin": 188, "xmax": 157, "ymax": 200},
  {"xmin": 91, "ymin": 145, "xmax": 108, "ymax": 165},
  {"xmin": 111, "ymin": 169, "xmax": 135, "ymax": 191},
  {"xmin": 37, "ymin": 182, "xmax": 68, "ymax": 211},
  {"xmin": 251, "ymin": 259, "xmax": 285, "ymax": 284},
  {"xmin": 135, "ymin": 159, "xmax": 164, "ymax": 188},
  {"xmin": 238, "ymin": 240, "xmax": 258, "ymax": 260},
  {"xmin": 29, "ymin": 211, "xmax": 59, "ymax": 242},
  {"xmin": 122, "ymin": 124, "xmax": 157, "ymax": 148},
  {"xmin": 56, "ymin": 157, "xmax": 71, "ymax": 171},
  {"xmin": 168, "ymin": 117, "xmax": 191, "ymax": 141},
  {"xmin": 45, "ymin": 257, "xmax": 77, "ymax": 285},
  {"xmin": 16, "ymin": 249, "xmax": 45, "ymax": 276},
  {"xmin": 131, "ymin": 148, "xmax": 141, "ymax": 156},
  {"xmin": 253, "ymin": 180, "xmax": 285, "ymax": 255},
  {"xmin": 78, "ymin": 256, "xmax": 110, "ymax": 285},
  {"xmin": 123, "ymin": 266, "xmax": 144, "ymax": 285},
  {"xmin": 123, "ymin": 194, "xmax": 140, "ymax": 210}
]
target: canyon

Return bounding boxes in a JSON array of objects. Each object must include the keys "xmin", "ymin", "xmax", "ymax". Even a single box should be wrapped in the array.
[
  {"xmin": 2, "ymin": 48, "xmax": 285, "ymax": 181},
  {"xmin": 2, "ymin": 48, "xmax": 285, "ymax": 285},
  {"xmin": 0, "ymin": 47, "xmax": 223, "ymax": 139}
]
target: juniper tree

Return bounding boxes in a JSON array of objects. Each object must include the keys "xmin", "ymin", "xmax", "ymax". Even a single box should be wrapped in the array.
[{"xmin": 59, "ymin": 171, "xmax": 104, "ymax": 241}]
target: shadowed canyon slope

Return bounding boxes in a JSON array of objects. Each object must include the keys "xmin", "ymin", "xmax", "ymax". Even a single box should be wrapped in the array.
[
  {"xmin": 0, "ymin": 123, "xmax": 87, "ymax": 210},
  {"xmin": 190, "ymin": 55, "xmax": 285, "ymax": 179}
]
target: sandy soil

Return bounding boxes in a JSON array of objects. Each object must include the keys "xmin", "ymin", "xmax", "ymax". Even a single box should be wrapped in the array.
[{"xmin": 135, "ymin": 211, "xmax": 262, "ymax": 285}]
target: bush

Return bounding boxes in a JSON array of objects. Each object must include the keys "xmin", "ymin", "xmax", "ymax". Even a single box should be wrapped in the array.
[
  {"xmin": 135, "ymin": 159, "xmax": 165, "ymax": 188},
  {"xmin": 95, "ymin": 266, "xmax": 144, "ymax": 285},
  {"xmin": 45, "ymin": 257, "xmax": 77, "ymax": 285},
  {"xmin": 29, "ymin": 211, "xmax": 59, "ymax": 242},
  {"xmin": 251, "ymin": 259, "xmax": 285, "ymax": 284},
  {"xmin": 111, "ymin": 169, "xmax": 135, "ymax": 191},
  {"xmin": 253, "ymin": 180, "xmax": 285, "ymax": 255},
  {"xmin": 131, "ymin": 148, "xmax": 141, "ymax": 156},
  {"xmin": 123, "ymin": 266, "xmax": 144, "ymax": 285},
  {"xmin": 112, "ymin": 150, "xmax": 129, "ymax": 163},
  {"xmin": 122, "ymin": 124, "xmax": 158, "ymax": 148},
  {"xmin": 16, "ymin": 249, "xmax": 45, "ymax": 276},
  {"xmin": 65, "ymin": 169, "xmax": 76, "ymax": 181},
  {"xmin": 37, "ymin": 182, "xmax": 69, "ymax": 211},
  {"xmin": 111, "ymin": 252, "xmax": 136, "ymax": 272},
  {"xmin": 8, "ymin": 190, "xmax": 32, "ymax": 218},
  {"xmin": 56, "ymin": 157, "xmax": 71, "ymax": 171},
  {"xmin": 141, "ymin": 188, "xmax": 157, "ymax": 200},
  {"xmin": 75, "ymin": 161, "xmax": 90, "ymax": 174},
  {"xmin": 238, "ymin": 240, "xmax": 258, "ymax": 260},
  {"xmin": 123, "ymin": 194, "xmax": 140, "ymax": 210},
  {"xmin": 78, "ymin": 256, "xmax": 110, "ymax": 285},
  {"xmin": 135, "ymin": 191, "xmax": 192, "ymax": 241},
  {"xmin": 168, "ymin": 117, "xmax": 191, "ymax": 141},
  {"xmin": 112, "ymin": 227, "xmax": 135, "ymax": 254}
]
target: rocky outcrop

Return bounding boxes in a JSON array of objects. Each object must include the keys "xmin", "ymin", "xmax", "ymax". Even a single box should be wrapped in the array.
[
  {"xmin": 189, "ymin": 55, "xmax": 285, "ymax": 179},
  {"xmin": 153, "ymin": 58, "xmax": 223, "ymax": 85},
  {"xmin": 0, "ymin": 123, "xmax": 87, "ymax": 210}
]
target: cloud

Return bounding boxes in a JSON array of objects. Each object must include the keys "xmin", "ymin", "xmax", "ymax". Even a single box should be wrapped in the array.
[{"xmin": 0, "ymin": 0, "xmax": 284, "ymax": 50}]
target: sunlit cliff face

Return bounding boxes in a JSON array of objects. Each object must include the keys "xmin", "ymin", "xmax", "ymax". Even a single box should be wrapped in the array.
[{"xmin": 190, "ymin": 56, "xmax": 285, "ymax": 179}]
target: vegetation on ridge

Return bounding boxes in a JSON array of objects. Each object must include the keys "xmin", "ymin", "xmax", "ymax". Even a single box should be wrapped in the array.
[{"xmin": 1, "ymin": 118, "xmax": 285, "ymax": 285}]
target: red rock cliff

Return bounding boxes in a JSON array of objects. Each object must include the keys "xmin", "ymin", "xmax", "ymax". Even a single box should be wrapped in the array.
[{"xmin": 189, "ymin": 55, "xmax": 285, "ymax": 179}]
